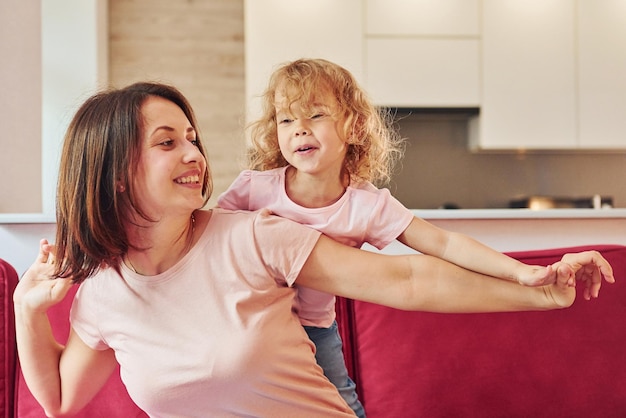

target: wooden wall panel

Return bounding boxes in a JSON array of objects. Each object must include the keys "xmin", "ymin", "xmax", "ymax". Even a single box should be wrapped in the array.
[{"xmin": 109, "ymin": 0, "xmax": 246, "ymax": 205}]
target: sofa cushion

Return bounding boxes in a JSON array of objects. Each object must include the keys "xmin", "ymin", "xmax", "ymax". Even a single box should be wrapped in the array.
[
  {"xmin": 338, "ymin": 244, "xmax": 626, "ymax": 418},
  {"xmin": 0, "ymin": 259, "xmax": 18, "ymax": 418}
]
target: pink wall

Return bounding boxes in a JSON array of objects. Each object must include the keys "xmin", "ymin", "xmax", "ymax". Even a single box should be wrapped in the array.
[{"xmin": 0, "ymin": 0, "xmax": 42, "ymax": 213}]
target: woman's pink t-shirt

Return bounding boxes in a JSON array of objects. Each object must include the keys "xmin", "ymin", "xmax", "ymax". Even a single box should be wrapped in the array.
[{"xmin": 71, "ymin": 209, "xmax": 355, "ymax": 417}]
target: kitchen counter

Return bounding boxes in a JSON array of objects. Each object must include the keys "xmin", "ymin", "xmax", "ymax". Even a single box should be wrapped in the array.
[
  {"xmin": 414, "ymin": 208, "xmax": 626, "ymax": 220},
  {"xmin": 0, "ymin": 214, "xmax": 56, "ymax": 224},
  {"xmin": 3, "ymin": 208, "xmax": 625, "ymax": 224},
  {"xmin": 363, "ymin": 208, "xmax": 626, "ymax": 255}
]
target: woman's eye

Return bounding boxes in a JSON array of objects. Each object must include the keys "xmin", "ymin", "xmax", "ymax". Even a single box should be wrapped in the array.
[
  {"xmin": 190, "ymin": 139, "xmax": 200, "ymax": 147},
  {"xmin": 160, "ymin": 139, "xmax": 174, "ymax": 146}
]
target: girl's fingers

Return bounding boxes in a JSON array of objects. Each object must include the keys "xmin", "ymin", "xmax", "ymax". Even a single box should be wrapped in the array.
[{"xmin": 555, "ymin": 263, "xmax": 575, "ymax": 287}]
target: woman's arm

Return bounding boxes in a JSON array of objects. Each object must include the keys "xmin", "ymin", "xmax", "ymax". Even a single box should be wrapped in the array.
[
  {"xmin": 14, "ymin": 240, "xmax": 117, "ymax": 417},
  {"xmin": 297, "ymin": 234, "xmax": 614, "ymax": 313}
]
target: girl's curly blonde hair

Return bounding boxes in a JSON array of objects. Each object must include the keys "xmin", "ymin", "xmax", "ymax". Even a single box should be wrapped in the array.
[{"xmin": 247, "ymin": 58, "xmax": 404, "ymax": 186}]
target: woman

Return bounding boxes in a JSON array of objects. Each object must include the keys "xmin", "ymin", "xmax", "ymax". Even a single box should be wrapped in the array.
[{"xmin": 14, "ymin": 82, "xmax": 614, "ymax": 417}]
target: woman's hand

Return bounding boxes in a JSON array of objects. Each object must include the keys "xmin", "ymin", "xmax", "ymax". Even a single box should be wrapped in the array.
[
  {"xmin": 558, "ymin": 250, "xmax": 615, "ymax": 300},
  {"xmin": 537, "ymin": 250, "xmax": 614, "ymax": 308},
  {"xmin": 516, "ymin": 250, "xmax": 615, "ymax": 300},
  {"xmin": 13, "ymin": 239, "xmax": 73, "ymax": 313}
]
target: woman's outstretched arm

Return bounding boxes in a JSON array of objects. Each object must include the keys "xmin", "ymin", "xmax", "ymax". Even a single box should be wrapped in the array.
[{"xmin": 297, "ymin": 234, "xmax": 614, "ymax": 313}]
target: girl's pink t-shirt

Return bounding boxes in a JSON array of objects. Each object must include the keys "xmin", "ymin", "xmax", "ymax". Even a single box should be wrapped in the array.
[{"xmin": 218, "ymin": 167, "xmax": 414, "ymax": 327}]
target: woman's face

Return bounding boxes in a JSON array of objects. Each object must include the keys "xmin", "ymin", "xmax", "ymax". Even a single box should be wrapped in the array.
[{"xmin": 132, "ymin": 96, "xmax": 207, "ymax": 221}]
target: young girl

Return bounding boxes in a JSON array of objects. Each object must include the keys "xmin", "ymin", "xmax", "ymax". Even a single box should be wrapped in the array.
[{"xmin": 217, "ymin": 58, "xmax": 597, "ymax": 416}]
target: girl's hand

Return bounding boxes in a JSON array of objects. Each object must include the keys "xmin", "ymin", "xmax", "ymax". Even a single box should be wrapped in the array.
[
  {"xmin": 13, "ymin": 239, "xmax": 73, "ymax": 313},
  {"xmin": 539, "ymin": 262, "xmax": 577, "ymax": 308},
  {"xmin": 515, "ymin": 265, "xmax": 557, "ymax": 287}
]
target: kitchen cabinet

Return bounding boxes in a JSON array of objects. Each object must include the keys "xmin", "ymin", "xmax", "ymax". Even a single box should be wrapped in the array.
[
  {"xmin": 578, "ymin": 0, "xmax": 626, "ymax": 148},
  {"xmin": 244, "ymin": 0, "xmax": 481, "ymax": 114},
  {"xmin": 365, "ymin": 0, "xmax": 480, "ymax": 36},
  {"xmin": 243, "ymin": 0, "xmax": 363, "ymax": 121},
  {"xmin": 364, "ymin": 0, "xmax": 480, "ymax": 107},
  {"xmin": 244, "ymin": 0, "xmax": 625, "ymax": 150},
  {"xmin": 471, "ymin": 0, "xmax": 577, "ymax": 150},
  {"xmin": 366, "ymin": 38, "xmax": 480, "ymax": 107},
  {"xmin": 472, "ymin": 0, "xmax": 626, "ymax": 150}
]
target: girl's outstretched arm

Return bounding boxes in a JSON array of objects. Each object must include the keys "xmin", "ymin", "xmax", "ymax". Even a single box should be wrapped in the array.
[{"xmin": 396, "ymin": 217, "xmax": 614, "ymax": 289}]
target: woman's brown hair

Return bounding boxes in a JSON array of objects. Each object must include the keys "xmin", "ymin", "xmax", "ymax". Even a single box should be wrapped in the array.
[{"xmin": 54, "ymin": 82, "xmax": 212, "ymax": 283}]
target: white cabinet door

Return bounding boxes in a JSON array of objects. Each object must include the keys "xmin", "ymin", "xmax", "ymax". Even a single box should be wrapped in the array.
[
  {"xmin": 244, "ymin": 0, "xmax": 363, "ymax": 122},
  {"xmin": 578, "ymin": 0, "xmax": 626, "ymax": 148},
  {"xmin": 366, "ymin": 0, "xmax": 479, "ymax": 36},
  {"xmin": 476, "ymin": 0, "xmax": 577, "ymax": 149},
  {"xmin": 366, "ymin": 38, "xmax": 480, "ymax": 107},
  {"xmin": 364, "ymin": 0, "xmax": 480, "ymax": 107}
]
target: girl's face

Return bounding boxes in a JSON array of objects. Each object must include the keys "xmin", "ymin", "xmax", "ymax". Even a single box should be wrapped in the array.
[
  {"xmin": 274, "ymin": 89, "xmax": 348, "ymax": 180},
  {"xmin": 132, "ymin": 96, "xmax": 206, "ymax": 220}
]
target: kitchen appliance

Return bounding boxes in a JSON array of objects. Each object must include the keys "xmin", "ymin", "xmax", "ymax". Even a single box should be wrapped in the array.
[{"xmin": 509, "ymin": 195, "xmax": 613, "ymax": 210}]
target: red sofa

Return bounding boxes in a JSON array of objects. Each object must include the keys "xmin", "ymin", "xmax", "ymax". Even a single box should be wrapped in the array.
[
  {"xmin": 2, "ymin": 244, "xmax": 625, "ymax": 417},
  {"xmin": 337, "ymin": 244, "xmax": 626, "ymax": 418}
]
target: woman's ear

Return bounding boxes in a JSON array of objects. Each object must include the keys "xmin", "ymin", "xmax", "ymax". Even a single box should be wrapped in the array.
[{"xmin": 116, "ymin": 182, "xmax": 126, "ymax": 192}]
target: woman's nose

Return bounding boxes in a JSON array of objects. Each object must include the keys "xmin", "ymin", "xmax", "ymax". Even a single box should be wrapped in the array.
[{"xmin": 183, "ymin": 141, "xmax": 204, "ymax": 163}]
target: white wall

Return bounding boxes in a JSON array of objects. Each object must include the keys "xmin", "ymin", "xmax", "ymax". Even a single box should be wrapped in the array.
[{"xmin": 0, "ymin": 224, "xmax": 57, "ymax": 276}]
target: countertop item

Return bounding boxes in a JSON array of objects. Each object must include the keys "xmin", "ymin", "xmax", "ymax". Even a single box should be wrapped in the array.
[{"xmin": 509, "ymin": 195, "xmax": 613, "ymax": 209}]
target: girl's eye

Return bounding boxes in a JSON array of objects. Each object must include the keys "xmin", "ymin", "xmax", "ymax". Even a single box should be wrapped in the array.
[
  {"xmin": 278, "ymin": 118, "xmax": 293, "ymax": 124},
  {"xmin": 311, "ymin": 113, "xmax": 324, "ymax": 119}
]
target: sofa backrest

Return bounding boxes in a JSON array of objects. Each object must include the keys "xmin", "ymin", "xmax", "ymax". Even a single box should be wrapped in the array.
[
  {"xmin": 337, "ymin": 244, "xmax": 626, "ymax": 418},
  {"xmin": 14, "ymin": 283, "xmax": 147, "ymax": 417},
  {"xmin": 0, "ymin": 259, "xmax": 18, "ymax": 418}
]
